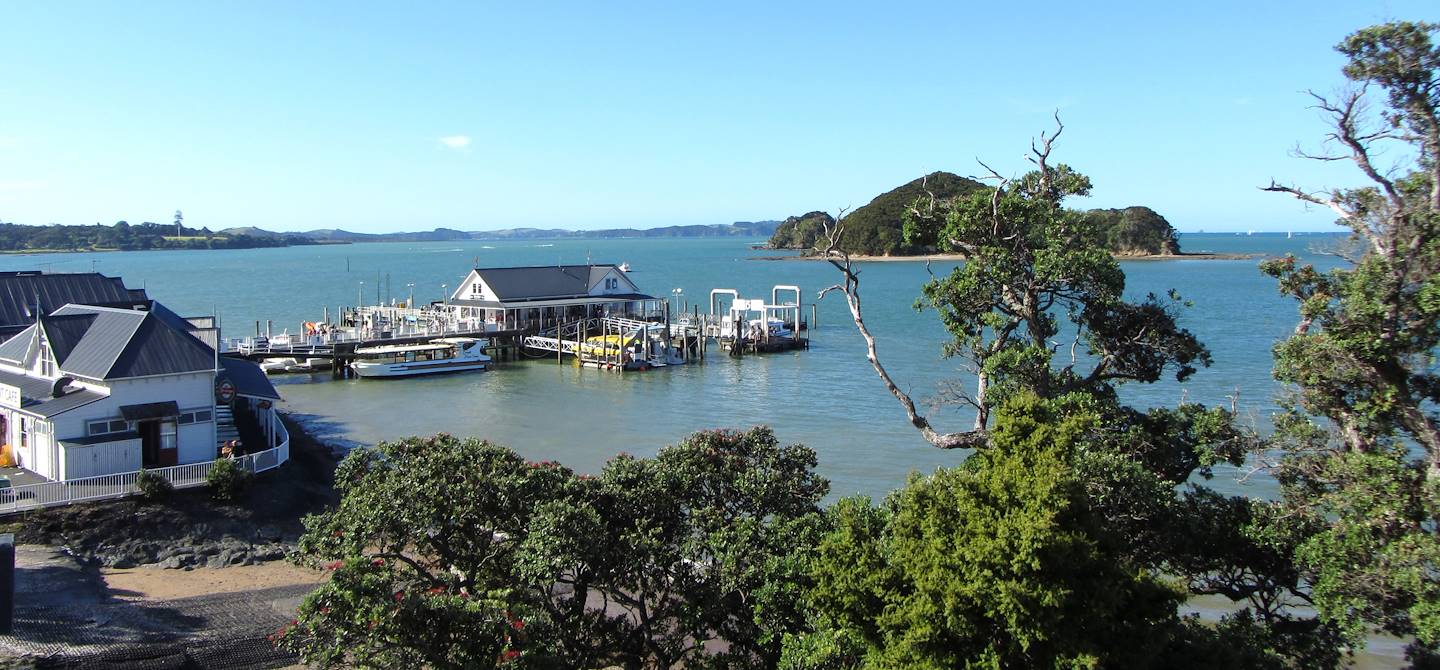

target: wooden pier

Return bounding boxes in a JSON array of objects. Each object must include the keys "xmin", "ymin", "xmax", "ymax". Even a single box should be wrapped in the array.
[{"xmin": 224, "ymin": 327, "xmax": 530, "ymax": 378}]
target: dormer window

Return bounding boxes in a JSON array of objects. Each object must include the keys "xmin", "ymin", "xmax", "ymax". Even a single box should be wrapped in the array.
[{"xmin": 39, "ymin": 343, "xmax": 53, "ymax": 377}]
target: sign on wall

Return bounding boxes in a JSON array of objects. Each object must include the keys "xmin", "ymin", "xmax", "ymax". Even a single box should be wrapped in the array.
[{"xmin": 0, "ymin": 384, "xmax": 19, "ymax": 408}]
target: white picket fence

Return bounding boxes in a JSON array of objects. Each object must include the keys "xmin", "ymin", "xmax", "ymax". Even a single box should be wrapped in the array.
[{"xmin": 0, "ymin": 415, "xmax": 290, "ymax": 516}]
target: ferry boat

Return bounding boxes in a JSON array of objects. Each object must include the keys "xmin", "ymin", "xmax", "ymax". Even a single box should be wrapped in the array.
[{"xmin": 350, "ymin": 337, "xmax": 491, "ymax": 379}]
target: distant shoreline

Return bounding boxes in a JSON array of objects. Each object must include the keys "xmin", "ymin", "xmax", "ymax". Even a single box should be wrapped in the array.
[{"xmin": 750, "ymin": 251, "xmax": 1264, "ymax": 262}]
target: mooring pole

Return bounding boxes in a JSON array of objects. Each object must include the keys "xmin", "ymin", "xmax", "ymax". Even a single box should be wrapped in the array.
[{"xmin": 0, "ymin": 533, "xmax": 14, "ymax": 634}]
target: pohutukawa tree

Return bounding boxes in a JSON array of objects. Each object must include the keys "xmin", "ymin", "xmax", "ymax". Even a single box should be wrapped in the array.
[
  {"xmin": 822, "ymin": 117, "xmax": 1210, "ymax": 449},
  {"xmin": 1261, "ymin": 20, "xmax": 1440, "ymax": 660}
]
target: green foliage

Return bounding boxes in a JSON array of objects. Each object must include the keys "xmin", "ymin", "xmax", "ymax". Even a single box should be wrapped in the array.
[
  {"xmin": 1263, "ymin": 20, "xmax": 1440, "ymax": 661},
  {"xmin": 767, "ymin": 211, "xmax": 836, "ymax": 250},
  {"xmin": 133, "ymin": 468, "xmax": 172, "ymax": 501},
  {"xmin": 0, "ymin": 220, "xmax": 312, "ymax": 251},
  {"xmin": 206, "ymin": 457, "xmax": 250, "ymax": 502},
  {"xmin": 801, "ymin": 394, "xmax": 1186, "ymax": 669},
  {"xmin": 901, "ymin": 153, "xmax": 1208, "ymax": 427},
  {"xmin": 280, "ymin": 429, "xmax": 827, "ymax": 669},
  {"xmin": 1077, "ymin": 206, "xmax": 1181, "ymax": 255}
]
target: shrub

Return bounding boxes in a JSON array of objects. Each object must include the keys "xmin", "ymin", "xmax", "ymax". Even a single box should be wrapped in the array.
[
  {"xmin": 134, "ymin": 468, "xmax": 173, "ymax": 501},
  {"xmin": 207, "ymin": 457, "xmax": 250, "ymax": 502}
]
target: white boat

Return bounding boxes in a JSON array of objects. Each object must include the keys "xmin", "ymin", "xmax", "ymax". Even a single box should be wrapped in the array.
[
  {"xmin": 618, "ymin": 262, "xmax": 632, "ymax": 272},
  {"xmin": 747, "ymin": 318, "xmax": 793, "ymax": 338},
  {"xmin": 350, "ymin": 337, "xmax": 491, "ymax": 378},
  {"xmin": 260, "ymin": 357, "xmax": 299, "ymax": 374}
]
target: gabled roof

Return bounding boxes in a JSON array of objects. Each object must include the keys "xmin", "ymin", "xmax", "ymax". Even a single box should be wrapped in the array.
[
  {"xmin": 0, "ymin": 271, "xmax": 149, "ymax": 340},
  {"xmin": 464, "ymin": 264, "xmax": 647, "ymax": 302},
  {"xmin": 21, "ymin": 305, "xmax": 217, "ymax": 380}
]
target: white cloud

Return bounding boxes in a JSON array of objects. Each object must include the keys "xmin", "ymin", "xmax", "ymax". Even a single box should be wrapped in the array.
[{"xmin": 439, "ymin": 135, "xmax": 472, "ymax": 150}]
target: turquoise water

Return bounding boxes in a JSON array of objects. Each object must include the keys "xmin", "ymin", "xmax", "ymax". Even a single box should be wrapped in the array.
[
  {"xmin": 11, "ymin": 232, "xmax": 1410, "ymax": 665},
  {"xmin": 1, "ymin": 233, "xmax": 1345, "ymax": 499}
]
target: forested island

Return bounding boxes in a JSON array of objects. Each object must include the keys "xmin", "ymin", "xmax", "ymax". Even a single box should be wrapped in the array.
[
  {"xmin": 767, "ymin": 171, "xmax": 1182, "ymax": 256},
  {"xmin": 0, "ymin": 219, "xmax": 784, "ymax": 253},
  {"xmin": 0, "ymin": 220, "xmax": 317, "ymax": 252}
]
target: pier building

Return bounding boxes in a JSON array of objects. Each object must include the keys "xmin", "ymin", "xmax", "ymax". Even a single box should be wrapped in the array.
[{"xmin": 445, "ymin": 264, "xmax": 663, "ymax": 332}]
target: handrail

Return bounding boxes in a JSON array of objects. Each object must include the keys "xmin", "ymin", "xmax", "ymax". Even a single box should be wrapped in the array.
[{"xmin": 0, "ymin": 432, "xmax": 291, "ymax": 516}]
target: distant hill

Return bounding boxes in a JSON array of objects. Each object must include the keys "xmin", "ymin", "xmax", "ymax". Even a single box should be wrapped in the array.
[
  {"xmin": 768, "ymin": 172, "xmax": 986, "ymax": 255},
  {"xmin": 219, "ymin": 221, "xmax": 782, "ymax": 243},
  {"xmin": 769, "ymin": 171, "xmax": 1182, "ymax": 257}
]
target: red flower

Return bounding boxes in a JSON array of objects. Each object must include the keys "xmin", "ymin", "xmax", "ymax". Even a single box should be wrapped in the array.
[
  {"xmin": 499, "ymin": 649, "xmax": 521, "ymax": 663},
  {"xmin": 511, "ymin": 618, "xmax": 525, "ymax": 631},
  {"xmin": 393, "ymin": 590, "xmax": 405, "ymax": 603},
  {"xmin": 370, "ymin": 557, "xmax": 386, "ymax": 567},
  {"xmin": 325, "ymin": 560, "xmax": 344, "ymax": 571},
  {"xmin": 426, "ymin": 586, "xmax": 446, "ymax": 595}
]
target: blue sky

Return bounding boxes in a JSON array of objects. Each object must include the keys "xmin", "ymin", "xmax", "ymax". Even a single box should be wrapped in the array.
[{"xmin": 1, "ymin": 2, "xmax": 1435, "ymax": 233}]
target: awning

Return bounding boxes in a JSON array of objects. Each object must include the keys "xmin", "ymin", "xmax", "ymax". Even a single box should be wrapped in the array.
[
  {"xmin": 119, "ymin": 401, "xmax": 180, "ymax": 421},
  {"xmin": 218, "ymin": 357, "xmax": 282, "ymax": 400}
]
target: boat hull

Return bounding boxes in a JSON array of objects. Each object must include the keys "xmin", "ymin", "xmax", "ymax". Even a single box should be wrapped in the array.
[{"xmin": 351, "ymin": 359, "xmax": 488, "ymax": 378}]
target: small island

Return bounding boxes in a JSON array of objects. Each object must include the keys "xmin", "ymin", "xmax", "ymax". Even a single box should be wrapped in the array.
[{"xmin": 765, "ymin": 171, "xmax": 1201, "ymax": 259}]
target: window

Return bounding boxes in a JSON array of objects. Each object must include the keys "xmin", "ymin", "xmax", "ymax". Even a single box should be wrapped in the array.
[
  {"xmin": 18, "ymin": 417, "xmax": 28, "ymax": 448},
  {"xmin": 88, "ymin": 418, "xmax": 133, "ymax": 436},
  {"xmin": 39, "ymin": 344, "xmax": 53, "ymax": 377},
  {"xmin": 160, "ymin": 420, "xmax": 177, "ymax": 451},
  {"xmin": 177, "ymin": 408, "xmax": 214, "ymax": 425}
]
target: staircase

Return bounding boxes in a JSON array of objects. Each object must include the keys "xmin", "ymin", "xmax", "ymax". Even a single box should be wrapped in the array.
[{"xmin": 215, "ymin": 404, "xmax": 240, "ymax": 449}]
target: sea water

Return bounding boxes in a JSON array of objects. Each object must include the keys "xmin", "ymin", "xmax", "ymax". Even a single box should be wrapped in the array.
[
  {"xmin": 7, "ymin": 233, "xmax": 1413, "ymax": 665},
  {"xmin": 2, "ymin": 233, "xmax": 1345, "ymax": 500}
]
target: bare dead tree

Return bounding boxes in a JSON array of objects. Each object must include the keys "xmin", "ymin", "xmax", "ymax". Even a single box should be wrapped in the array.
[{"xmin": 818, "ymin": 211, "xmax": 989, "ymax": 450}]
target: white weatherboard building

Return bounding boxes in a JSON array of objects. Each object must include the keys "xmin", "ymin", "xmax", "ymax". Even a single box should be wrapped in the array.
[
  {"xmin": 0, "ymin": 303, "xmax": 280, "ymax": 482},
  {"xmin": 445, "ymin": 264, "xmax": 662, "ymax": 332}
]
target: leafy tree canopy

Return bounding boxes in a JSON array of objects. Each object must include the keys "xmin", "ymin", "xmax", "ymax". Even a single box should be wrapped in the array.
[
  {"xmin": 279, "ymin": 428, "xmax": 828, "ymax": 669},
  {"xmin": 1262, "ymin": 20, "xmax": 1440, "ymax": 662}
]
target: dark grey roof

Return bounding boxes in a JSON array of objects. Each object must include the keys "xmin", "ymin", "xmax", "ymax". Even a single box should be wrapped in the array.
[
  {"xmin": 48, "ymin": 305, "xmax": 215, "ymax": 379},
  {"xmin": 218, "ymin": 357, "xmax": 281, "ymax": 400},
  {"xmin": 448, "ymin": 292, "xmax": 655, "ymax": 309},
  {"xmin": 0, "ymin": 271, "xmax": 148, "ymax": 340},
  {"xmin": 119, "ymin": 400, "xmax": 180, "ymax": 420},
  {"xmin": 0, "ymin": 368, "xmax": 105, "ymax": 417},
  {"xmin": 473, "ymin": 265, "xmax": 639, "ymax": 301},
  {"xmin": 62, "ymin": 431, "xmax": 140, "ymax": 446},
  {"xmin": 0, "ymin": 327, "xmax": 33, "ymax": 364},
  {"xmin": 40, "ymin": 314, "xmax": 97, "ymax": 363}
]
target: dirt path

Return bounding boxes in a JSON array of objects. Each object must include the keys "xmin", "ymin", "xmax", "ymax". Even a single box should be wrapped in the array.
[{"xmin": 103, "ymin": 562, "xmax": 326, "ymax": 601}]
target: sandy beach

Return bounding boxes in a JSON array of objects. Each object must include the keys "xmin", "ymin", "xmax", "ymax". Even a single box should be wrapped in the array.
[{"xmin": 103, "ymin": 562, "xmax": 327, "ymax": 601}]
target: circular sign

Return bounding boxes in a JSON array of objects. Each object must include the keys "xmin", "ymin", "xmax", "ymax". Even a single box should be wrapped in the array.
[{"xmin": 216, "ymin": 380, "xmax": 236, "ymax": 403}]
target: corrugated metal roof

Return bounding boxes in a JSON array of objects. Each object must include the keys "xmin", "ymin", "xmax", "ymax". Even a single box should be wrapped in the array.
[
  {"xmin": 0, "ymin": 272, "xmax": 148, "ymax": 341},
  {"xmin": 0, "ymin": 326, "xmax": 34, "ymax": 364},
  {"xmin": 471, "ymin": 265, "xmax": 640, "ymax": 301},
  {"xmin": 218, "ymin": 357, "xmax": 280, "ymax": 400},
  {"xmin": 0, "ymin": 368, "xmax": 105, "ymax": 417},
  {"xmin": 49, "ymin": 305, "xmax": 215, "ymax": 379},
  {"xmin": 40, "ymin": 314, "xmax": 97, "ymax": 365},
  {"xmin": 50, "ymin": 308, "xmax": 146, "ymax": 379}
]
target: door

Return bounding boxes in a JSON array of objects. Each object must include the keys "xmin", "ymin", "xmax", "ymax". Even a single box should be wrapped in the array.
[
  {"xmin": 139, "ymin": 420, "xmax": 160, "ymax": 467},
  {"xmin": 139, "ymin": 419, "xmax": 179, "ymax": 468}
]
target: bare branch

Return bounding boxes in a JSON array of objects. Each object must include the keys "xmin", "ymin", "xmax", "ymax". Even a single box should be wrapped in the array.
[{"xmin": 819, "ymin": 215, "xmax": 988, "ymax": 450}]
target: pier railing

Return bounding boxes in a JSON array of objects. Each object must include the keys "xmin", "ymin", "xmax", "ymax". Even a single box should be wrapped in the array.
[{"xmin": 0, "ymin": 416, "xmax": 291, "ymax": 516}]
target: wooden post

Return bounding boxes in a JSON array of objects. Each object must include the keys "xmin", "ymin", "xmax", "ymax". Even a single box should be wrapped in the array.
[{"xmin": 0, "ymin": 533, "xmax": 12, "ymax": 634}]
